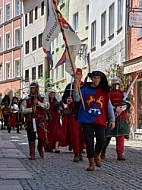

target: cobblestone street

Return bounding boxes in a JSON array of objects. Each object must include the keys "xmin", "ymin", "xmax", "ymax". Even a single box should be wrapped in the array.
[{"xmin": 0, "ymin": 129, "xmax": 142, "ymax": 190}]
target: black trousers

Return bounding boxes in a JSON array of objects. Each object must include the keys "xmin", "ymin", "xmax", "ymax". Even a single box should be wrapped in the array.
[{"xmin": 82, "ymin": 123, "xmax": 106, "ymax": 158}]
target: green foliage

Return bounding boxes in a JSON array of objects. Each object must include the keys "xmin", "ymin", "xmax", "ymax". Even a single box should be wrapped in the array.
[
  {"xmin": 39, "ymin": 73, "xmax": 54, "ymax": 93},
  {"xmin": 106, "ymin": 64, "xmax": 130, "ymax": 91}
]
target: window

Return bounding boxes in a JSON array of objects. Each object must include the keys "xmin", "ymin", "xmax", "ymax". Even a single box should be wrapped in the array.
[
  {"xmin": 86, "ymin": 5, "xmax": 89, "ymax": 26},
  {"xmin": 6, "ymin": 4, "xmax": 10, "ymax": 21},
  {"xmin": 35, "ymin": 6, "xmax": 38, "ymax": 20},
  {"xmin": 73, "ymin": 12, "xmax": 78, "ymax": 31},
  {"xmin": 15, "ymin": 59, "xmax": 20, "ymax": 77},
  {"xmin": 38, "ymin": 64, "xmax": 43, "ymax": 78},
  {"xmin": 25, "ymin": 14, "xmax": 27, "ymax": 27},
  {"xmin": 56, "ymin": 67, "xmax": 58, "ymax": 81},
  {"xmin": 38, "ymin": 33, "xmax": 43, "ymax": 48},
  {"xmin": 101, "ymin": 11, "xmax": 106, "ymax": 43},
  {"xmin": 25, "ymin": 41, "xmax": 29, "ymax": 54},
  {"xmin": 41, "ymin": 1, "xmax": 44, "ymax": 16},
  {"xmin": 82, "ymin": 46, "xmax": 88, "ymax": 67},
  {"xmin": 0, "ymin": 9, "xmax": 1, "ymax": 24},
  {"xmin": 61, "ymin": 64, "xmax": 65, "ymax": 79},
  {"xmin": 6, "ymin": 33, "xmax": 10, "ymax": 50},
  {"xmin": 137, "ymin": 1, "xmax": 142, "ymax": 38},
  {"xmin": 6, "ymin": 62, "xmax": 10, "ymax": 79},
  {"xmin": 29, "ymin": 10, "xmax": 33, "ymax": 24},
  {"xmin": 25, "ymin": 69, "xmax": 29, "ymax": 82},
  {"xmin": 91, "ymin": 21, "xmax": 96, "ymax": 49},
  {"xmin": 118, "ymin": 0, "xmax": 123, "ymax": 30},
  {"xmin": 109, "ymin": 3, "xmax": 114, "ymax": 36},
  {"xmin": 15, "ymin": 0, "xmax": 20, "ymax": 16},
  {"xmin": 51, "ymin": 41, "xmax": 54, "ymax": 52},
  {"xmin": 15, "ymin": 29, "xmax": 20, "ymax": 46},
  {"xmin": 32, "ymin": 67, "xmax": 36, "ymax": 80},
  {"xmin": 32, "ymin": 37, "xmax": 37, "ymax": 51},
  {"xmin": 137, "ymin": 81, "xmax": 142, "ymax": 130},
  {"xmin": 0, "ymin": 36, "xmax": 2, "ymax": 52}
]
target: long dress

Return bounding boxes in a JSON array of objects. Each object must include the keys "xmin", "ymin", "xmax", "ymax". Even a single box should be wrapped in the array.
[{"xmin": 44, "ymin": 102, "xmax": 64, "ymax": 151}]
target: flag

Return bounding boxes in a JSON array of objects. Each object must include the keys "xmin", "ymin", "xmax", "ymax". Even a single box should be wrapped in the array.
[
  {"xmin": 55, "ymin": 18, "xmax": 82, "ymax": 75},
  {"xmin": 60, "ymin": 18, "xmax": 82, "ymax": 75},
  {"xmin": 42, "ymin": 0, "xmax": 60, "ymax": 51},
  {"xmin": 43, "ymin": 48, "xmax": 53, "ymax": 69},
  {"xmin": 42, "ymin": 0, "xmax": 82, "ymax": 74},
  {"xmin": 55, "ymin": 49, "xmax": 66, "ymax": 68}
]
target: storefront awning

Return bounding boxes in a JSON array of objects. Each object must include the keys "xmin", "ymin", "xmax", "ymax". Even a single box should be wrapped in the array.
[{"xmin": 123, "ymin": 56, "xmax": 142, "ymax": 74}]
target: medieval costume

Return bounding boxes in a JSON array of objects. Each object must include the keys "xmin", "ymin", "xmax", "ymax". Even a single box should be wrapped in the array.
[
  {"xmin": 101, "ymin": 76, "xmax": 130, "ymax": 161},
  {"xmin": 8, "ymin": 96, "xmax": 20, "ymax": 133},
  {"xmin": 1, "ymin": 95, "xmax": 10, "ymax": 129},
  {"xmin": 0, "ymin": 103, "xmax": 4, "ymax": 129},
  {"xmin": 21, "ymin": 82, "xmax": 48, "ymax": 160},
  {"xmin": 44, "ymin": 89, "xmax": 64, "ymax": 153},
  {"xmin": 61, "ymin": 68, "xmax": 85, "ymax": 162},
  {"xmin": 73, "ymin": 71, "xmax": 115, "ymax": 171}
]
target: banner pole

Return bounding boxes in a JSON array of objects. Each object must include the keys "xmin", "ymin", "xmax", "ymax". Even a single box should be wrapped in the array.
[{"xmin": 52, "ymin": 0, "xmax": 85, "ymax": 109}]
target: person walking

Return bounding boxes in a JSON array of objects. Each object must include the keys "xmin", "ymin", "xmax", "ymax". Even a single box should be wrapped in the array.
[
  {"xmin": 73, "ymin": 71, "xmax": 115, "ymax": 171},
  {"xmin": 21, "ymin": 82, "xmax": 48, "ymax": 160},
  {"xmin": 7, "ymin": 96, "xmax": 20, "ymax": 133},
  {"xmin": 101, "ymin": 76, "xmax": 130, "ymax": 161},
  {"xmin": 44, "ymin": 89, "xmax": 64, "ymax": 153},
  {"xmin": 61, "ymin": 68, "xmax": 85, "ymax": 162}
]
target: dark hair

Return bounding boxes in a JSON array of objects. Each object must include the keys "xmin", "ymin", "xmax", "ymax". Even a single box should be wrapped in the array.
[{"xmin": 85, "ymin": 71, "xmax": 110, "ymax": 92}]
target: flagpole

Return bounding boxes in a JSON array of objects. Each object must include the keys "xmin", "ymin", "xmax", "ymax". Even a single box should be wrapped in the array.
[{"xmin": 52, "ymin": 0, "xmax": 85, "ymax": 109}]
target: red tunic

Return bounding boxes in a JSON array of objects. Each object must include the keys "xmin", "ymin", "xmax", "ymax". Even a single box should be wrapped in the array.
[
  {"xmin": 26, "ymin": 96, "xmax": 48, "ymax": 144},
  {"xmin": 44, "ymin": 102, "xmax": 64, "ymax": 151},
  {"xmin": 110, "ymin": 89, "xmax": 127, "ymax": 120}
]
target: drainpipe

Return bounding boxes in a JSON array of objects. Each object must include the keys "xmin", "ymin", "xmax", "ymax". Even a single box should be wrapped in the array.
[
  {"xmin": 20, "ymin": 0, "xmax": 23, "ymax": 98},
  {"xmin": 125, "ymin": 0, "xmax": 131, "ymax": 61}
]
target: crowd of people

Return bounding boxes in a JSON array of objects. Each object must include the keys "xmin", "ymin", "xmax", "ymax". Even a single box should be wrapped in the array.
[{"xmin": 0, "ymin": 69, "xmax": 131, "ymax": 171}]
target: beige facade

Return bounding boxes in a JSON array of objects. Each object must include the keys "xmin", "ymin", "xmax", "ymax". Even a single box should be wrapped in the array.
[{"xmin": 21, "ymin": 0, "xmax": 48, "ymax": 97}]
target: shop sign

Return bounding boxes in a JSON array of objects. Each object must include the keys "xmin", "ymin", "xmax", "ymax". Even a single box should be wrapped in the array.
[
  {"xmin": 124, "ymin": 62, "xmax": 142, "ymax": 74},
  {"xmin": 129, "ymin": 11, "xmax": 142, "ymax": 28}
]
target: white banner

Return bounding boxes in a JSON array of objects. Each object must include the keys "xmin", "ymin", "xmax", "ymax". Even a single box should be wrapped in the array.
[
  {"xmin": 129, "ymin": 11, "xmax": 142, "ymax": 28},
  {"xmin": 42, "ymin": 0, "xmax": 60, "ymax": 51}
]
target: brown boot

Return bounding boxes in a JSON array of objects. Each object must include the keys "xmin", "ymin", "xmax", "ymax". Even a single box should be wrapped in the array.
[
  {"xmin": 94, "ymin": 152, "xmax": 102, "ymax": 167},
  {"xmin": 73, "ymin": 154, "xmax": 80, "ymax": 162},
  {"xmin": 100, "ymin": 151, "xmax": 106, "ymax": 160},
  {"xmin": 37, "ymin": 141, "xmax": 44, "ymax": 158},
  {"xmin": 29, "ymin": 141, "xmax": 35, "ymax": 160},
  {"xmin": 117, "ymin": 154, "xmax": 125, "ymax": 161},
  {"xmin": 87, "ymin": 158, "xmax": 94, "ymax": 171}
]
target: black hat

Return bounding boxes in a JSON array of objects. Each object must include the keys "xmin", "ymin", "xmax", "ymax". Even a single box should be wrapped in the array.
[
  {"xmin": 30, "ymin": 82, "xmax": 37, "ymax": 88},
  {"xmin": 85, "ymin": 70, "xmax": 110, "ymax": 92},
  {"xmin": 88, "ymin": 71, "xmax": 104, "ymax": 78}
]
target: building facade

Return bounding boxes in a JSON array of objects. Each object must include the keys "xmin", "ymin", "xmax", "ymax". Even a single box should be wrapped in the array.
[
  {"xmin": 21, "ymin": 0, "xmax": 48, "ymax": 97},
  {"xmin": 89, "ymin": 0, "xmax": 127, "ymax": 77},
  {"xmin": 123, "ymin": 0, "xmax": 142, "ymax": 135},
  {"xmin": 0, "ymin": 0, "xmax": 21, "ymax": 100}
]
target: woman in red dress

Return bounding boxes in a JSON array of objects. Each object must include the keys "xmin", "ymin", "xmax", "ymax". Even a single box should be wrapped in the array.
[
  {"xmin": 8, "ymin": 97, "xmax": 20, "ymax": 133},
  {"xmin": 44, "ymin": 89, "xmax": 64, "ymax": 153}
]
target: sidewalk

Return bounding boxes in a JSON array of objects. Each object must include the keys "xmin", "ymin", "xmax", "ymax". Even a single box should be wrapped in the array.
[{"xmin": 0, "ymin": 129, "xmax": 142, "ymax": 190}]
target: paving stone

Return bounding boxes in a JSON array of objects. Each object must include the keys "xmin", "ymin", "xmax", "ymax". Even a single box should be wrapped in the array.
[
  {"xmin": 0, "ymin": 130, "xmax": 142, "ymax": 190},
  {"xmin": 0, "ymin": 180, "xmax": 23, "ymax": 190}
]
